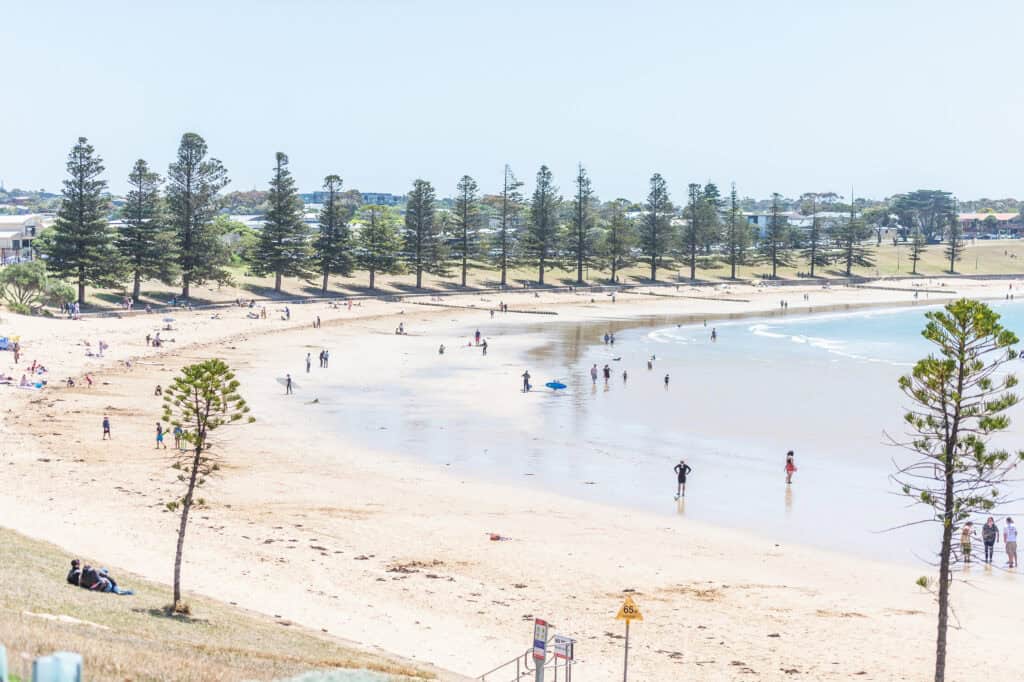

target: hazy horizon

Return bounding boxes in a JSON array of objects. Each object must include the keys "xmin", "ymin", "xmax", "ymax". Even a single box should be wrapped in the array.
[{"xmin": 2, "ymin": 0, "xmax": 1021, "ymax": 201}]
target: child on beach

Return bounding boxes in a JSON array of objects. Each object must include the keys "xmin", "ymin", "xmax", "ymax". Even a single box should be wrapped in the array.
[
  {"xmin": 785, "ymin": 451, "xmax": 797, "ymax": 484},
  {"xmin": 961, "ymin": 522, "xmax": 975, "ymax": 563},
  {"xmin": 1005, "ymin": 518, "xmax": 1017, "ymax": 568},
  {"xmin": 102, "ymin": 416, "xmax": 111, "ymax": 440}
]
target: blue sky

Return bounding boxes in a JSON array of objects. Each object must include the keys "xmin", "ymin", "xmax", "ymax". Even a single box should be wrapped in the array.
[{"xmin": 1, "ymin": 1, "xmax": 1020, "ymax": 200}]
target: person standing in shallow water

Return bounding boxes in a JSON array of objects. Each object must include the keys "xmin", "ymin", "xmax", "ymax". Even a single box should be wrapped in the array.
[
  {"xmin": 1005, "ymin": 517, "xmax": 1018, "ymax": 568},
  {"xmin": 785, "ymin": 451, "xmax": 797, "ymax": 484},
  {"xmin": 961, "ymin": 522, "xmax": 975, "ymax": 563},
  {"xmin": 982, "ymin": 517, "xmax": 999, "ymax": 564},
  {"xmin": 674, "ymin": 459, "xmax": 692, "ymax": 499}
]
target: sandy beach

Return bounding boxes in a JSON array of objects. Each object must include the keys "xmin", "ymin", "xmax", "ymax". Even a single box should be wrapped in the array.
[{"xmin": 3, "ymin": 278, "xmax": 1024, "ymax": 681}]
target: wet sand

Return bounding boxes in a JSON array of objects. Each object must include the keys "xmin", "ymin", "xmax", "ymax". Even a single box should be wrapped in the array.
[{"xmin": 3, "ymin": 279, "xmax": 1024, "ymax": 680}]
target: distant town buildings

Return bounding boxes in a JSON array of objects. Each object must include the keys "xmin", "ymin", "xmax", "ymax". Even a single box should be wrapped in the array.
[
  {"xmin": 360, "ymin": 192, "xmax": 404, "ymax": 206},
  {"xmin": 958, "ymin": 212, "xmax": 1022, "ymax": 238}
]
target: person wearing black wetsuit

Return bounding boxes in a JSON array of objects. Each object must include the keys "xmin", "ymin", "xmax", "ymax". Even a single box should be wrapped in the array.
[{"xmin": 674, "ymin": 459, "xmax": 692, "ymax": 498}]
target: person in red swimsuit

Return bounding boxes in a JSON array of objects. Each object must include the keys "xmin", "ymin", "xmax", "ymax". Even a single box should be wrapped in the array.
[{"xmin": 785, "ymin": 450, "xmax": 797, "ymax": 484}]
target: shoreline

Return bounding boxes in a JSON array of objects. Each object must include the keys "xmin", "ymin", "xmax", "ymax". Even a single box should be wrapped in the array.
[{"xmin": 3, "ymin": 278, "xmax": 1024, "ymax": 680}]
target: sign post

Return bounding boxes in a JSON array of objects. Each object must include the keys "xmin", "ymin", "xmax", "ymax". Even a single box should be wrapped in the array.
[
  {"xmin": 615, "ymin": 595, "xmax": 643, "ymax": 682},
  {"xmin": 553, "ymin": 635, "xmax": 575, "ymax": 682},
  {"xmin": 533, "ymin": 618, "xmax": 549, "ymax": 682}
]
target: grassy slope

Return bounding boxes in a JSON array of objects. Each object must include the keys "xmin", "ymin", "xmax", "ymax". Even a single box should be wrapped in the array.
[
  {"xmin": 0, "ymin": 527, "xmax": 432, "ymax": 682},
  {"xmin": 76, "ymin": 239, "xmax": 1024, "ymax": 311}
]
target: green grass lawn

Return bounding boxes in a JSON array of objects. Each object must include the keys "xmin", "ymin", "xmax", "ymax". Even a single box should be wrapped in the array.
[
  {"xmin": 0, "ymin": 527, "xmax": 432, "ymax": 681},
  {"xmin": 50, "ymin": 239, "xmax": 1024, "ymax": 312}
]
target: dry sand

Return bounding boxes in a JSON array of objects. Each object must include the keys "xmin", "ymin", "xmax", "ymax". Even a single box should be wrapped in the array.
[{"xmin": 2, "ymin": 278, "xmax": 1023, "ymax": 681}]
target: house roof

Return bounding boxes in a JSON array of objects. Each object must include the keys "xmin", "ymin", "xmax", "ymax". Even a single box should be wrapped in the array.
[
  {"xmin": 959, "ymin": 212, "xmax": 1019, "ymax": 221},
  {"xmin": 0, "ymin": 230, "xmax": 22, "ymax": 239}
]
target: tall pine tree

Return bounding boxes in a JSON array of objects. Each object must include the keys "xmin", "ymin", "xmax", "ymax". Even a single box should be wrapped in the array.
[
  {"xmin": 944, "ymin": 202, "xmax": 965, "ymax": 274},
  {"xmin": 452, "ymin": 175, "xmax": 481, "ymax": 287},
  {"xmin": 599, "ymin": 198, "xmax": 636, "ymax": 283},
  {"xmin": 42, "ymin": 137, "xmax": 118, "ymax": 305},
  {"xmin": 314, "ymin": 174, "xmax": 354, "ymax": 293},
  {"xmin": 700, "ymin": 182, "xmax": 724, "ymax": 255},
  {"xmin": 760, "ymin": 193, "xmax": 793, "ymax": 278},
  {"xmin": 524, "ymin": 165, "xmax": 560, "ymax": 285},
  {"xmin": 118, "ymin": 159, "xmax": 177, "ymax": 300},
  {"xmin": 356, "ymin": 205, "xmax": 402, "ymax": 289},
  {"xmin": 166, "ymin": 133, "xmax": 231, "ymax": 298},
  {"xmin": 403, "ymin": 179, "xmax": 445, "ymax": 288},
  {"xmin": 799, "ymin": 192, "xmax": 828, "ymax": 277},
  {"xmin": 724, "ymin": 183, "xmax": 752, "ymax": 279},
  {"xmin": 833, "ymin": 197, "xmax": 876, "ymax": 276},
  {"xmin": 640, "ymin": 173, "xmax": 673, "ymax": 281},
  {"xmin": 567, "ymin": 163, "xmax": 596, "ymax": 284},
  {"xmin": 908, "ymin": 224, "xmax": 927, "ymax": 275},
  {"xmin": 682, "ymin": 183, "xmax": 702, "ymax": 280},
  {"xmin": 495, "ymin": 165, "xmax": 523, "ymax": 286},
  {"xmin": 252, "ymin": 152, "xmax": 311, "ymax": 292}
]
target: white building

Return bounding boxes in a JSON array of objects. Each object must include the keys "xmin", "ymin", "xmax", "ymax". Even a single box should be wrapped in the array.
[{"xmin": 0, "ymin": 214, "xmax": 49, "ymax": 263}]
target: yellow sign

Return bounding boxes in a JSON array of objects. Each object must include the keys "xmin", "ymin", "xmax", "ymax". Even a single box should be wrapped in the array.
[{"xmin": 615, "ymin": 595, "xmax": 643, "ymax": 621}]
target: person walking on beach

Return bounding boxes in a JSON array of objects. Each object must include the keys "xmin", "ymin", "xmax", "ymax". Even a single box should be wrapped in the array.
[
  {"xmin": 305, "ymin": 353, "xmax": 312, "ymax": 373},
  {"xmin": 622, "ymin": 370, "xmax": 628, "ymax": 383},
  {"xmin": 323, "ymin": 350, "xmax": 330, "ymax": 368},
  {"xmin": 285, "ymin": 374, "xmax": 293, "ymax": 395},
  {"xmin": 664, "ymin": 373, "xmax": 670, "ymax": 386},
  {"xmin": 785, "ymin": 451, "xmax": 797, "ymax": 484},
  {"xmin": 603, "ymin": 364, "xmax": 611, "ymax": 382},
  {"xmin": 674, "ymin": 459, "xmax": 692, "ymax": 499},
  {"xmin": 521, "ymin": 370, "xmax": 531, "ymax": 392},
  {"xmin": 590, "ymin": 364, "xmax": 598, "ymax": 384},
  {"xmin": 475, "ymin": 329, "xmax": 481, "ymax": 345},
  {"xmin": 711, "ymin": 327, "xmax": 717, "ymax": 342},
  {"xmin": 982, "ymin": 517, "xmax": 999, "ymax": 564},
  {"xmin": 155, "ymin": 423, "xmax": 167, "ymax": 449},
  {"xmin": 173, "ymin": 424, "xmax": 183, "ymax": 450},
  {"xmin": 961, "ymin": 522, "xmax": 975, "ymax": 563},
  {"xmin": 481, "ymin": 339, "xmax": 488, "ymax": 356},
  {"xmin": 102, "ymin": 415, "xmax": 111, "ymax": 440},
  {"xmin": 1005, "ymin": 518, "xmax": 1018, "ymax": 568}
]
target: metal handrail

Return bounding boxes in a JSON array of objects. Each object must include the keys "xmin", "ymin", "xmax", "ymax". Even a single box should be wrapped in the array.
[
  {"xmin": 478, "ymin": 647, "xmax": 578, "ymax": 682},
  {"xmin": 477, "ymin": 648, "xmax": 533, "ymax": 681}
]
